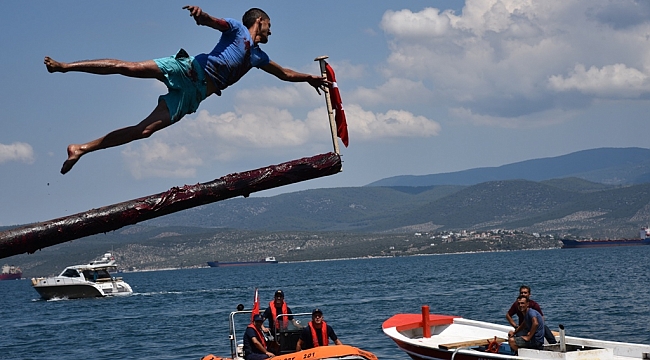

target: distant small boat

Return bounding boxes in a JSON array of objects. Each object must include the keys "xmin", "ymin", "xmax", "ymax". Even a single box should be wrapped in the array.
[
  {"xmin": 1, "ymin": 264, "xmax": 22, "ymax": 281},
  {"xmin": 561, "ymin": 228, "xmax": 650, "ymax": 248},
  {"xmin": 30, "ymin": 253, "xmax": 132, "ymax": 300},
  {"xmin": 207, "ymin": 257, "xmax": 278, "ymax": 267}
]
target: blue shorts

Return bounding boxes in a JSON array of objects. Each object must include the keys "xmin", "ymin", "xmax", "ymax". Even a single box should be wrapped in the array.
[{"xmin": 154, "ymin": 49, "xmax": 208, "ymax": 123}]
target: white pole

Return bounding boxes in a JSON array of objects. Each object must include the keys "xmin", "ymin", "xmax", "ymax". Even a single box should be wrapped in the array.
[{"xmin": 314, "ymin": 55, "xmax": 341, "ymax": 155}]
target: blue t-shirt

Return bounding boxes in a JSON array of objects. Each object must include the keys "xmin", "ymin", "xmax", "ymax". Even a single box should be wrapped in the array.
[
  {"xmin": 194, "ymin": 18, "xmax": 270, "ymax": 92},
  {"xmin": 523, "ymin": 308, "xmax": 545, "ymax": 345}
]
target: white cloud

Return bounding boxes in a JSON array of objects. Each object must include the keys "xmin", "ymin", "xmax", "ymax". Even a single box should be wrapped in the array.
[
  {"xmin": 120, "ymin": 99, "xmax": 441, "ymax": 178},
  {"xmin": 0, "ymin": 142, "xmax": 34, "ymax": 164},
  {"xmin": 548, "ymin": 63, "xmax": 650, "ymax": 97},
  {"xmin": 377, "ymin": 0, "xmax": 650, "ymax": 122},
  {"xmin": 122, "ymin": 141, "xmax": 202, "ymax": 179},
  {"xmin": 345, "ymin": 104, "xmax": 441, "ymax": 139},
  {"xmin": 381, "ymin": 7, "xmax": 453, "ymax": 37}
]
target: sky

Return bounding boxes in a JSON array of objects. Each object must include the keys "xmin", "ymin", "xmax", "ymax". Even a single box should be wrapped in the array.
[{"xmin": 2, "ymin": 0, "xmax": 650, "ymax": 227}]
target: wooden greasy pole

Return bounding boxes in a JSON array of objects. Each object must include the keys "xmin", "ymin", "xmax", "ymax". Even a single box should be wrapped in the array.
[
  {"xmin": 315, "ymin": 55, "xmax": 341, "ymax": 155},
  {"xmin": 0, "ymin": 152, "xmax": 342, "ymax": 259}
]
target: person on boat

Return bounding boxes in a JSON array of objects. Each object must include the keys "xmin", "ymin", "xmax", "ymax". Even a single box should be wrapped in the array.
[
  {"xmin": 44, "ymin": 5, "xmax": 329, "ymax": 175},
  {"xmin": 508, "ymin": 296, "xmax": 545, "ymax": 352},
  {"xmin": 243, "ymin": 314, "xmax": 275, "ymax": 359},
  {"xmin": 296, "ymin": 308, "xmax": 342, "ymax": 351},
  {"xmin": 506, "ymin": 285, "xmax": 543, "ymax": 329},
  {"xmin": 506, "ymin": 285, "xmax": 557, "ymax": 344},
  {"xmin": 262, "ymin": 290, "xmax": 301, "ymax": 335}
]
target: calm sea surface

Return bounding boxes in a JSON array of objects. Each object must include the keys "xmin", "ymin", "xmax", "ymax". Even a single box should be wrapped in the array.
[{"xmin": 1, "ymin": 246, "xmax": 649, "ymax": 359}]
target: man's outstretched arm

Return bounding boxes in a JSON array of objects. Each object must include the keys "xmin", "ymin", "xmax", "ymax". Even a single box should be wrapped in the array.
[
  {"xmin": 262, "ymin": 61, "xmax": 330, "ymax": 95},
  {"xmin": 183, "ymin": 5, "xmax": 230, "ymax": 31}
]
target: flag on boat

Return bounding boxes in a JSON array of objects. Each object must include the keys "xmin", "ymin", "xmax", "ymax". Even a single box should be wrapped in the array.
[
  {"xmin": 324, "ymin": 63, "xmax": 349, "ymax": 147},
  {"xmin": 251, "ymin": 287, "xmax": 260, "ymax": 323}
]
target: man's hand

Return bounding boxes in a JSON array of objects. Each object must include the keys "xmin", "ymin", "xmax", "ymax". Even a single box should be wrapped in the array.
[
  {"xmin": 308, "ymin": 75, "xmax": 331, "ymax": 95},
  {"xmin": 183, "ymin": 5, "xmax": 204, "ymax": 25}
]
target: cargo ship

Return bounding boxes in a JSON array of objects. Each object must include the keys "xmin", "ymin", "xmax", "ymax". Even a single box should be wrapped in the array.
[
  {"xmin": 207, "ymin": 256, "xmax": 278, "ymax": 267},
  {"xmin": 561, "ymin": 228, "xmax": 650, "ymax": 248},
  {"xmin": 1, "ymin": 264, "xmax": 22, "ymax": 280}
]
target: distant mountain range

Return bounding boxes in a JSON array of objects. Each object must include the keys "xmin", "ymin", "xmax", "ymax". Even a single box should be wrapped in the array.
[
  {"xmin": 140, "ymin": 147, "xmax": 650, "ymax": 238},
  {"xmin": 367, "ymin": 147, "xmax": 650, "ymax": 186}
]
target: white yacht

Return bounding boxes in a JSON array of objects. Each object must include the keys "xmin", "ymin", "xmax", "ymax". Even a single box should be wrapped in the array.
[{"xmin": 31, "ymin": 253, "xmax": 132, "ymax": 300}]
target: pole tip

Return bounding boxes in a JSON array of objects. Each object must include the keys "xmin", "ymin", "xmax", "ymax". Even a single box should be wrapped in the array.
[{"xmin": 314, "ymin": 55, "xmax": 329, "ymax": 61}]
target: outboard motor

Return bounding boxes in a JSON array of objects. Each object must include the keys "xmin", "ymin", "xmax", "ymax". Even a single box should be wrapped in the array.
[{"xmin": 559, "ymin": 324, "xmax": 566, "ymax": 352}]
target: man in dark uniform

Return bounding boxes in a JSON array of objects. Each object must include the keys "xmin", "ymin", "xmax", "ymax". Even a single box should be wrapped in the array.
[
  {"xmin": 296, "ymin": 308, "xmax": 342, "ymax": 351},
  {"xmin": 262, "ymin": 290, "xmax": 301, "ymax": 336},
  {"xmin": 243, "ymin": 314, "xmax": 275, "ymax": 359}
]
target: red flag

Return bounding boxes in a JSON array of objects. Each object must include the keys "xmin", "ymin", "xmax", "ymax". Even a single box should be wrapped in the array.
[
  {"xmin": 251, "ymin": 287, "xmax": 260, "ymax": 323},
  {"xmin": 325, "ymin": 63, "xmax": 349, "ymax": 147}
]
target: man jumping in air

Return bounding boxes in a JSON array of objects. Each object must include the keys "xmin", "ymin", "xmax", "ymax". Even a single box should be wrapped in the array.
[{"xmin": 45, "ymin": 5, "xmax": 329, "ymax": 174}]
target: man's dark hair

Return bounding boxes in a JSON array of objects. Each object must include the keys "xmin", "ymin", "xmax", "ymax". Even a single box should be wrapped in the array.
[
  {"xmin": 517, "ymin": 295, "xmax": 529, "ymax": 302},
  {"xmin": 519, "ymin": 285, "xmax": 531, "ymax": 294},
  {"xmin": 242, "ymin": 8, "xmax": 270, "ymax": 28}
]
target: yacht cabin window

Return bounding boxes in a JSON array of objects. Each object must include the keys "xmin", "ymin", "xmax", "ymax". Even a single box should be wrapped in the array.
[{"xmin": 61, "ymin": 269, "xmax": 80, "ymax": 277}]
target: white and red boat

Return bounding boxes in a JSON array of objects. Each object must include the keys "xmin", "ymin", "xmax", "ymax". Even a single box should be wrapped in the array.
[{"xmin": 383, "ymin": 306, "xmax": 650, "ymax": 360}]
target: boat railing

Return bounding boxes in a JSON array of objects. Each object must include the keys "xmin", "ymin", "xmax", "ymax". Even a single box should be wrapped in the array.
[{"xmin": 228, "ymin": 310, "xmax": 252, "ymax": 359}]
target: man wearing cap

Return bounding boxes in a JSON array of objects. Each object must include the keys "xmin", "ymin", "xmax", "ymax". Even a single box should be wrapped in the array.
[
  {"xmin": 296, "ymin": 308, "xmax": 343, "ymax": 351},
  {"xmin": 262, "ymin": 290, "xmax": 301, "ymax": 336},
  {"xmin": 243, "ymin": 314, "xmax": 275, "ymax": 359}
]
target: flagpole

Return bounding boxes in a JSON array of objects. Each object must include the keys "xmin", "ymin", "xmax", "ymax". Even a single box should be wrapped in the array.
[{"xmin": 315, "ymin": 55, "xmax": 341, "ymax": 155}]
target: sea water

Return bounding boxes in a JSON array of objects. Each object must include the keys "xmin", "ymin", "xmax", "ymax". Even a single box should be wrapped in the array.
[{"xmin": 1, "ymin": 246, "xmax": 649, "ymax": 359}]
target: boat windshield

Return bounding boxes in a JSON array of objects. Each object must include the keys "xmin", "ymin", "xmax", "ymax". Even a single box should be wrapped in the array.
[{"xmin": 60, "ymin": 268, "xmax": 80, "ymax": 277}]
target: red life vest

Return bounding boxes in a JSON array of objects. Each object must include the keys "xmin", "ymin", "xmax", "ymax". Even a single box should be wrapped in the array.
[
  {"xmin": 247, "ymin": 324, "xmax": 266, "ymax": 348},
  {"xmin": 269, "ymin": 301, "xmax": 289, "ymax": 330},
  {"xmin": 308, "ymin": 321, "xmax": 329, "ymax": 347}
]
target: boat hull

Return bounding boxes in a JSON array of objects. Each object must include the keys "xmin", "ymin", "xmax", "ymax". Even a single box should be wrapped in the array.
[
  {"xmin": 202, "ymin": 344, "xmax": 377, "ymax": 360},
  {"xmin": 207, "ymin": 260, "xmax": 278, "ymax": 267},
  {"xmin": 0, "ymin": 273, "xmax": 21, "ymax": 280},
  {"xmin": 32, "ymin": 284, "xmax": 104, "ymax": 300},
  {"xmin": 561, "ymin": 238, "xmax": 650, "ymax": 248},
  {"xmin": 388, "ymin": 338, "xmax": 495, "ymax": 360}
]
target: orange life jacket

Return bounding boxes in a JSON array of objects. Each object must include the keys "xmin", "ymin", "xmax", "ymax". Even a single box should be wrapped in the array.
[
  {"xmin": 308, "ymin": 321, "xmax": 329, "ymax": 347},
  {"xmin": 247, "ymin": 324, "xmax": 266, "ymax": 348},
  {"xmin": 269, "ymin": 301, "xmax": 289, "ymax": 330}
]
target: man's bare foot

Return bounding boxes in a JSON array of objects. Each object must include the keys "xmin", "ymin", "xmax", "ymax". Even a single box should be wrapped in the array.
[
  {"xmin": 44, "ymin": 57, "xmax": 67, "ymax": 73},
  {"xmin": 61, "ymin": 144, "xmax": 83, "ymax": 174}
]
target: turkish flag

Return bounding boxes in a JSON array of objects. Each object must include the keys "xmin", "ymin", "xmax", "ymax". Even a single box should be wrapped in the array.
[
  {"xmin": 251, "ymin": 287, "xmax": 260, "ymax": 323},
  {"xmin": 325, "ymin": 63, "xmax": 349, "ymax": 147}
]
